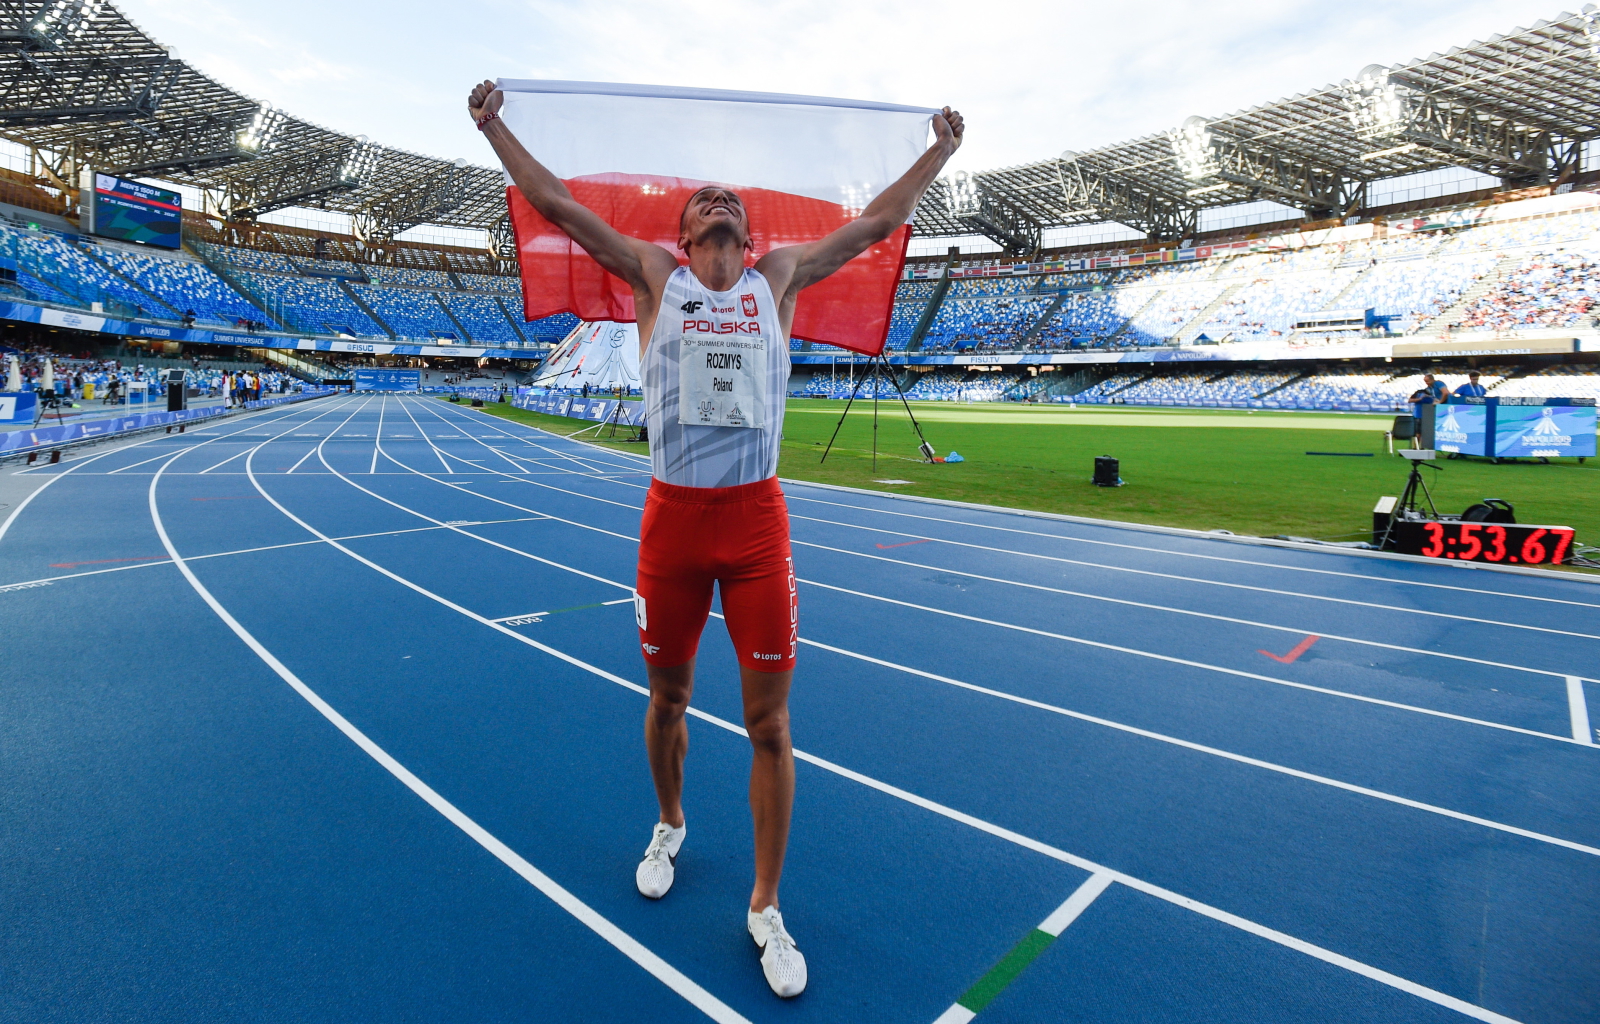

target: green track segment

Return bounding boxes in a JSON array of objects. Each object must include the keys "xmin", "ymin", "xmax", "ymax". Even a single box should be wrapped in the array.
[{"xmin": 956, "ymin": 928, "xmax": 1057, "ymax": 1013}]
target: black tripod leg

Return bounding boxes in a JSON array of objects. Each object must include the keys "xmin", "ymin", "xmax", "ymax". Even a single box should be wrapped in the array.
[
  {"xmin": 819, "ymin": 364, "xmax": 868, "ymax": 464},
  {"xmin": 884, "ymin": 361, "xmax": 934, "ymax": 457},
  {"xmin": 872, "ymin": 357, "xmax": 880, "ymax": 473}
]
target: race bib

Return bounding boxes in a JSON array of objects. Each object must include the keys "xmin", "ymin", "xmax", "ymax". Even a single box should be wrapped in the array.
[{"xmin": 678, "ymin": 332, "xmax": 767, "ymax": 429}]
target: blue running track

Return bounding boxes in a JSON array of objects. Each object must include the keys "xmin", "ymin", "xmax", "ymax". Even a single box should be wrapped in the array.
[{"xmin": 2, "ymin": 393, "xmax": 1597, "ymax": 1024}]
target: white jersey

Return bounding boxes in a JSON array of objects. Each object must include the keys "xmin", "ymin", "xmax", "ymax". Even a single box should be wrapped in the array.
[{"xmin": 642, "ymin": 266, "xmax": 790, "ymax": 488}]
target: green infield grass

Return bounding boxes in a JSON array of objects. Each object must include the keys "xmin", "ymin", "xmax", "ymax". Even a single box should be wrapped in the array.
[{"xmin": 464, "ymin": 397, "xmax": 1599, "ymax": 559}]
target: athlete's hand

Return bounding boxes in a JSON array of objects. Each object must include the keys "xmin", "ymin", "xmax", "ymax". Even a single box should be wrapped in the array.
[
  {"xmin": 468, "ymin": 79, "xmax": 503, "ymax": 123},
  {"xmin": 933, "ymin": 107, "xmax": 964, "ymax": 152}
]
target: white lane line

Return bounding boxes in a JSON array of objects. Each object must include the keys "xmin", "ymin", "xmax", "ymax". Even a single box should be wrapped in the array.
[
  {"xmin": 243, "ymin": 456, "xmax": 1528, "ymax": 1024},
  {"xmin": 784, "ymin": 492, "xmax": 1600, "ymax": 610},
  {"xmin": 286, "ymin": 444, "xmax": 320, "ymax": 474},
  {"xmin": 369, "ymin": 395, "xmax": 383, "ymax": 475},
  {"xmin": 152, "ymin": 456, "xmax": 747, "ymax": 1024},
  {"xmin": 790, "ymin": 515, "xmax": 1600, "ymax": 640},
  {"xmin": 283, "ymin": 455, "xmax": 1600, "ymax": 852},
  {"xmin": 362, "ymin": 423, "xmax": 1599, "ymax": 681},
  {"xmin": 0, "ymin": 396, "xmax": 354, "ymax": 549},
  {"xmin": 197, "ymin": 447, "xmax": 251, "ymax": 474},
  {"xmin": 307, "ymin": 445, "xmax": 1592, "ymax": 747},
  {"xmin": 1570, "ymin": 678, "xmax": 1595, "ymax": 746},
  {"xmin": 1039, "ymin": 872, "xmax": 1116, "ymax": 937},
  {"xmin": 413, "ymin": 399, "xmax": 636, "ymax": 478},
  {"xmin": 800, "ymin": 569, "xmax": 1593, "ymax": 686},
  {"xmin": 107, "ymin": 447, "xmax": 199, "ymax": 475},
  {"xmin": 0, "ymin": 519, "xmax": 550, "ymax": 593},
  {"xmin": 778, "ymin": 629, "xmax": 1600, "ymax": 854},
  {"xmin": 930, "ymin": 872, "xmax": 1118, "ymax": 1024}
]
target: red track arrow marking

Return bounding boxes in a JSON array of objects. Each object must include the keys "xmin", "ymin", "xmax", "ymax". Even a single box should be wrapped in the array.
[
  {"xmin": 1259, "ymin": 635, "xmax": 1320, "ymax": 664},
  {"xmin": 875, "ymin": 539, "xmax": 931, "ymax": 549}
]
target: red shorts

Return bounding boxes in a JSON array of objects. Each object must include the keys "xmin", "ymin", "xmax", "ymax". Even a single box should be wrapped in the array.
[{"xmin": 635, "ymin": 476, "xmax": 797, "ymax": 672}]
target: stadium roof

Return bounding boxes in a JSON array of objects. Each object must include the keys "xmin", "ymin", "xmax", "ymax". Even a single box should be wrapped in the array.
[{"xmin": 1, "ymin": 1, "xmax": 1599, "ymax": 256}]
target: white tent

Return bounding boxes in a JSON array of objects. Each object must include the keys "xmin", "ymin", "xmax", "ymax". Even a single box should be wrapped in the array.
[
  {"xmin": 5, "ymin": 354, "xmax": 20, "ymax": 392},
  {"xmin": 535, "ymin": 322, "xmax": 640, "ymax": 392}
]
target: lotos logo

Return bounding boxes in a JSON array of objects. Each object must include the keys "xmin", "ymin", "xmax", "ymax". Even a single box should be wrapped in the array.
[{"xmin": 741, "ymin": 293, "xmax": 759, "ymax": 318}]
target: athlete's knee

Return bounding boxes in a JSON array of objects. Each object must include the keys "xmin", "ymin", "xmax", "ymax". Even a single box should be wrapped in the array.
[
  {"xmin": 744, "ymin": 702, "xmax": 791, "ymax": 755},
  {"xmin": 646, "ymin": 663, "xmax": 693, "ymax": 726}
]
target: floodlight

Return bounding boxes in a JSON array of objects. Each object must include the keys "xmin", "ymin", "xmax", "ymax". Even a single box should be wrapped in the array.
[
  {"xmin": 1360, "ymin": 142, "xmax": 1420, "ymax": 161},
  {"xmin": 1186, "ymin": 182, "xmax": 1229, "ymax": 197},
  {"xmin": 943, "ymin": 170, "xmax": 980, "ymax": 217},
  {"xmin": 25, "ymin": 0, "xmax": 103, "ymax": 49},
  {"xmin": 1168, "ymin": 116, "xmax": 1217, "ymax": 181},
  {"xmin": 339, "ymin": 136, "xmax": 380, "ymax": 185},
  {"xmin": 1343, "ymin": 65, "xmax": 1412, "ymax": 142},
  {"xmin": 235, "ymin": 102, "xmax": 284, "ymax": 155}
]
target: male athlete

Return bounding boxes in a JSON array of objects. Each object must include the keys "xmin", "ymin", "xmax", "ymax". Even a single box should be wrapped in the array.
[{"xmin": 468, "ymin": 79, "xmax": 963, "ymax": 998}]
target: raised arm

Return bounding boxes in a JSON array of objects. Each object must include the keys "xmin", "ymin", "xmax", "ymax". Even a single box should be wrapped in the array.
[
  {"xmin": 468, "ymin": 81, "xmax": 677, "ymax": 291},
  {"xmin": 757, "ymin": 107, "xmax": 964, "ymax": 299}
]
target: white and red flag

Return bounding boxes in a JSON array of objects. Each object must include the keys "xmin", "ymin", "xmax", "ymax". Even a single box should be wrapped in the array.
[{"xmin": 495, "ymin": 80, "xmax": 938, "ymax": 355}]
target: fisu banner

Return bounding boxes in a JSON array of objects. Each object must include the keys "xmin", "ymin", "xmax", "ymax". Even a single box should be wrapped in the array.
[{"xmin": 496, "ymin": 80, "xmax": 938, "ymax": 356}]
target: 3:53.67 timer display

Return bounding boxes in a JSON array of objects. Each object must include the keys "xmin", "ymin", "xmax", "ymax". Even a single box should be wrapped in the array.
[{"xmin": 1399, "ymin": 521, "xmax": 1575, "ymax": 565}]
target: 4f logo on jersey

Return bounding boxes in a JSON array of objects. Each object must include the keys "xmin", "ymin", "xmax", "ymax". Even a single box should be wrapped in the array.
[
  {"xmin": 680, "ymin": 300, "xmax": 704, "ymax": 314},
  {"xmin": 741, "ymin": 293, "xmax": 759, "ymax": 318}
]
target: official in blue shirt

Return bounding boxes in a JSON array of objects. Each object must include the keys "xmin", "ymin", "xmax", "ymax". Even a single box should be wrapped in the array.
[
  {"xmin": 1410, "ymin": 373, "xmax": 1451, "ymax": 446},
  {"xmin": 1455, "ymin": 371, "xmax": 1488, "ymax": 398}
]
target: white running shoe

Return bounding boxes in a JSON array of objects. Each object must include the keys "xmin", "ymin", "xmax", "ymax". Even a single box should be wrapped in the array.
[
  {"xmin": 635, "ymin": 822, "xmax": 685, "ymax": 899},
  {"xmin": 747, "ymin": 905, "xmax": 807, "ymax": 998}
]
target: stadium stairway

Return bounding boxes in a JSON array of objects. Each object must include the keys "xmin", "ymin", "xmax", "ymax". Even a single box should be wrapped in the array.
[
  {"xmin": 1107, "ymin": 287, "xmax": 1168, "ymax": 343},
  {"xmin": 189, "ymin": 246, "xmax": 279, "ymax": 329},
  {"xmin": 79, "ymin": 244, "xmax": 182, "ymax": 319},
  {"xmin": 1416, "ymin": 252, "xmax": 1522, "ymax": 335},
  {"xmin": 1253, "ymin": 369, "xmax": 1310, "ymax": 399},
  {"xmin": 1105, "ymin": 371, "xmax": 1155, "ymax": 396},
  {"xmin": 905, "ymin": 258, "xmax": 958, "ymax": 352},
  {"xmin": 338, "ymin": 280, "xmax": 397, "ymax": 339},
  {"xmin": 434, "ymin": 293, "xmax": 476, "ymax": 343},
  {"xmin": 1282, "ymin": 260, "xmax": 1385, "ymax": 343},
  {"xmin": 1019, "ymin": 291, "xmax": 1067, "ymax": 346},
  {"xmin": 1175, "ymin": 281, "xmax": 1245, "ymax": 343},
  {"xmin": 492, "ymin": 295, "xmax": 530, "ymax": 344}
]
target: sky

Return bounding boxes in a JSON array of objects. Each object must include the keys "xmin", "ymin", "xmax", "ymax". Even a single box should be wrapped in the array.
[{"xmin": 121, "ymin": 0, "xmax": 1570, "ymax": 179}]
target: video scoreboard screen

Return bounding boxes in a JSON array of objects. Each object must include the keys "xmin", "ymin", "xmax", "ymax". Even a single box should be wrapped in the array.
[
  {"xmin": 90, "ymin": 174, "xmax": 182, "ymax": 249},
  {"xmin": 352, "ymin": 369, "xmax": 422, "ymax": 392},
  {"xmin": 1433, "ymin": 398, "xmax": 1596, "ymax": 458}
]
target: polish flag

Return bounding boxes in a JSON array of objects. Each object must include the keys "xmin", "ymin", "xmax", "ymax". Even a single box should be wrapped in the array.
[{"xmin": 495, "ymin": 80, "xmax": 938, "ymax": 356}]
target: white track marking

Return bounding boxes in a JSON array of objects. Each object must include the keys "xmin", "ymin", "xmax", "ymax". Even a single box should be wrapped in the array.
[
  {"xmin": 799, "ymin": 574, "xmax": 1592, "ymax": 684},
  {"xmin": 1039, "ymin": 872, "xmax": 1115, "ymax": 937},
  {"xmin": 197, "ymin": 447, "xmax": 251, "ymax": 474},
  {"xmin": 412, "ymin": 399, "xmax": 639, "ymax": 479},
  {"xmin": 286, "ymin": 444, "xmax": 320, "ymax": 474},
  {"xmin": 1570, "ymin": 678, "xmax": 1595, "ymax": 746},
  {"xmin": 239, "ymin": 449, "xmax": 1530, "ymax": 1024},
  {"xmin": 0, "ymin": 519, "xmax": 546, "ymax": 592},
  {"xmin": 317, "ymin": 444, "xmax": 631, "ymax": 593},
  {"xmin": 769, "ymin": 629, "xmax": 1600, "ymax": 853},
  {"xmin": 149, "ymin": 455, "xmax": 748, "ymax": 1024},
  {"xmin": 928, "ymin": 873, "xmax": 1118, "ymax": 1024},
  {"xmin": 286, "ymin": 442, "xmax": 1600, "ymax": 848},
  {"xmin": 369, "ymin": 396, "xmax": 384, "ymax": 474},
  {"xmin": 308, "ymin": 431, "xmax": 1596, "ymax": 745},
  {"xmin": 349, "ymin": 427, "xmax": 1599, "ymax": 685},
  {"xmin": 790, "ymin": 514, "xmax": 1600, "ymax": 639},
  {"xmin": 107, "ymin": 447, "xmax": 200, "ymax": 474},
  {"xmin": 795, "ymin": 537, "xmax": 1600, "ymax": 654},
  {"xmin": 784, "ymin": 492, "xmax": 1600, "ymax": 609},
  {"xmin": 400, "ymin": 407, "xmax": 1600, "ymax": 673},
  {"xmin": 0, "ymin": 395, "xmax": 350, "ymax": 549}
]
